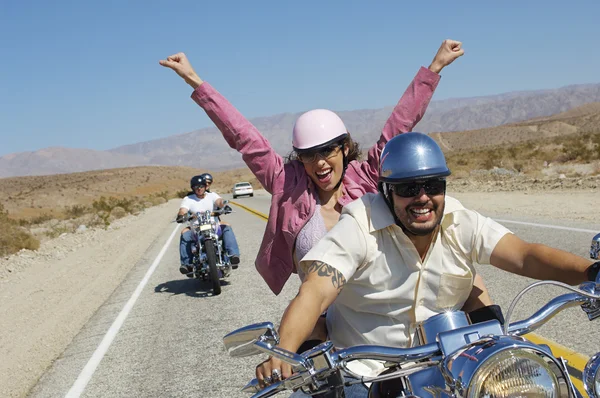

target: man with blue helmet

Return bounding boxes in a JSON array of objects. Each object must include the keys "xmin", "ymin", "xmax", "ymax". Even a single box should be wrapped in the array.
[{"xmin": 256, "ymin": 132, "xmax": 599, "ymax": 394}]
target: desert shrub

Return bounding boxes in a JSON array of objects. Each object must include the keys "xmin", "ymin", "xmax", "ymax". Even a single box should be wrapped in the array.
[
  {"xmin": 0, "ymin": 203, "xmax": 40, "ymax": 256},
  {"xmin": 17, "ymin": 219, "xmax": 31, "ymax": 227},
  {"xmin": 151, "ymin": 190, "xmax": 170, "ymax": 201},
  {"xmin": 0, "ymin": 203, "xmax": 7, "ymax": 221},
  {"xmin": 92, "ymin": 197, "xmax": 113, "ymax": 213},
  {"xmin": 0, "ymin": 227, "xmax": 40, "ymax": 256},
  {"xmin": 129, "ymin": 202, "xmax": 146, "ymax": 215},
  {"xmin": 455, "ymin": 158, "xmax": 468, "ymax": 166},
  {"xmin": 482, "ymin": 156, "xmax": 496, "ymax": 170},
  {"xmin": 507, "ymin": 146, "xmax": 518, "ymax": 159},
  {"xmin": 110, "ymin": 206, "xmax": 128, "ymax": 219},
  {"xmin": 65, "ymin": 204, "xmax": 90, "ymax": 219},
  {"xmin": 176, "ymin": 189, "xmax": 191, "ymax": 198},
  {"xmin": 561, "ymin": 140, "xmax": 588, "ymax": 162},
  {"xmin": 92, "ymin": 196, "xmax": 136, "ymax": 214},
  {"xmin": 28, "ymin": 213, "xmax": 54, "ymax": 225},
  {"xmin": 114, "ymin": 197, "xmax": 136, "ymax": 213},
  {"xmin": 149, "ymin": 196, "xmax": 167, "ymax": 206},
  {"xmin": 88, "ymin": 214, "xmax": 108, "ymax": 228},
  {"xmin": 513, "ymin": 162, "xmax": 524, "ymax": 173},
  {"xmin": 45, "ymin": 223, "xmax": 75, "ymax": 239},
  {"xmin": 96, "ymin": 210, "xmax": 111, "ymax": 227}
]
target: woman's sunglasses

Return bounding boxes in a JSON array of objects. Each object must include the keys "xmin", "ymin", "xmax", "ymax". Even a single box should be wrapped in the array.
[
  {"xmin": 392, "ymin": 179, "xmax": 446, "ymax": 198},
  {"xmin": 296, "ymin": 143, "xmax": 343, "ymax": 163}
]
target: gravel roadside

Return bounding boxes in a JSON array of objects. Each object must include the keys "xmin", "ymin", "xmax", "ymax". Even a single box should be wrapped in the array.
[{"xmin": 0, "ymin": 200, "xmax": 180, "ymax": 398}]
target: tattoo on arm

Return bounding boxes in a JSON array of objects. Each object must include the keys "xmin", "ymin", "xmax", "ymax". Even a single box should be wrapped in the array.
[{"xmin": 306, "ymin": 261, "xmax": 347, "ymax": 290}]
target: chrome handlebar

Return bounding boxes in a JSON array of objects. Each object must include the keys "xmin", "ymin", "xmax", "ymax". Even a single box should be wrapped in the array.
[
  {"xmin": 505, "ymin": 280, "xmax": 600, "ymax": 335},
  {"xmin": 234, "ymin": 281, "xmax": 600, "ymax": 398}
]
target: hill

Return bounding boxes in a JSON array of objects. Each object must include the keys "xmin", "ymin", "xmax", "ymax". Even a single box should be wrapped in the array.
[{"xmin": 2, "ymin": 83, "xmax": 600, "ymax": 177}]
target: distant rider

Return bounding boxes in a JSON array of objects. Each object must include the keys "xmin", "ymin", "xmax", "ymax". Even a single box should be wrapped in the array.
[
  {"xmin": 200, "ymin": 172, "xmax": 213, "ymax": 192},
  {"xmin": 176, "ymin": 175, "xmax": 241, "ymax": 274}
]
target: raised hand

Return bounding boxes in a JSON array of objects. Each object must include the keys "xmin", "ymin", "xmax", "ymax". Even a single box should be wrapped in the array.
[
  {"xmin": 159, "ymin": 52, "xmax": 203, "ymax": 89},
  {"xmin": 429, "ymin": 39, "xmax": 465, "ymax": 74}
]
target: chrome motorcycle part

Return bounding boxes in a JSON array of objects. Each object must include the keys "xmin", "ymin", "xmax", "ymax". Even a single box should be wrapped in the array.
[
  {"xmin": 591, "ymin": 233, "xmax": 600, "ymax": 260},
  {"xmin": 241, "ymin": 379, "xmax": 262, "ymax": 394},
  {"xmin": 580, "ymin": 281, "xmax": 600, "ymax": 321},
  {"xmin": 253, "ymin": 340, "xmax": 307, "ymax": 368},
  {"xmin": 223, "ymin": 322, "xmax": 279, "ymax": 357},
  {"xmin": 225, "ymin": 277, "xmax": 600, "ymax": 397},
  {"xmin": 415, "ymin": 311, "xmax": 470, "ymax": 345},
  {"xmin": 437, "ymin": 319, "xmax": 503, "ymax": 357},
  {"xmin": 583, "ymin": 353, "xmax": 600, "ymax": 398},
  {"xmin": 468, "ymin": 350, "xmax": 561, "ymax": 398},
  {"xmin": 406, "ymin": 366, "xmax": 446, "ymax": 398},
  {"xmin": 504, "ymin": 280, "xmax": 600, "ymax": 335},
  {"xmin": 443, "ymin": 336, "xmax": 570, "ymax": 398}
]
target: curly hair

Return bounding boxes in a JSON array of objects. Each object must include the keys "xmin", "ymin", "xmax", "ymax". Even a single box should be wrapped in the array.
[{"xmin": 285, "ymin": 133, "xmax": 362, "ymax": 164}]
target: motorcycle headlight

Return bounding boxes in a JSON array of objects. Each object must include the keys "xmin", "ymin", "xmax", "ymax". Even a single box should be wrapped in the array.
[
  {"xmin": 467, "ymin": 350, "xmax": 560, "ymax": 398},
  {"xmin": 584, "ymin": 353, "xmax": 600, "ymax": 398}
]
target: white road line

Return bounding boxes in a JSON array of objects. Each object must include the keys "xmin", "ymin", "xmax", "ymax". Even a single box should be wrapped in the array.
[
  {"xmin": 495, "ymin": 219, "xmax": 598, "ymax": 234},
  {"xmin": 65, "ymin": 224, "xmax": 180, "ymax": 398}
]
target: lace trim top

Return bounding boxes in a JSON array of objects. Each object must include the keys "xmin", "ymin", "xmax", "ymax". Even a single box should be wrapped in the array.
[{"xmin": 295, "ymin": 202, "xmax": 328, "ymax": 282}]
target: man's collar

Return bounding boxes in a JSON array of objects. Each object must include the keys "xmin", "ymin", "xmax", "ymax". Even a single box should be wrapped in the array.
[{"xmin": 368, "ymin": 193, "xmax": 396, "ymax": 233}]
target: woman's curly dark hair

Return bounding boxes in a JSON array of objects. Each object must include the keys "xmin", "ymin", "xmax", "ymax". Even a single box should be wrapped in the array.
[{"xmin": 285, "ymin": 133, "xmax": 362, "ymax": 164}]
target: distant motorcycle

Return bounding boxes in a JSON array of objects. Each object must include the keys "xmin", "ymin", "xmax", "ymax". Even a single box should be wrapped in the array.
[
  {"xmin": 186, "ymin": 205, "xmax": 234, "ymax": 295},
  {"xmin": 223, "ymin": 233, "xmax": 600, "ymax": 397}
]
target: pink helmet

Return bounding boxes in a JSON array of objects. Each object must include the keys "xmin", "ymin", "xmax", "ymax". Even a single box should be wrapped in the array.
[{"xmin": 292, "ymin": 109, "xmax": 348, "ymax": 150}]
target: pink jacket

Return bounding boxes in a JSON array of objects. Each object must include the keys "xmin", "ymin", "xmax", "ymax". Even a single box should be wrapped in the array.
[{"xmin": 192, "ymin": 67, "xmax": 440, "ymax": 294}]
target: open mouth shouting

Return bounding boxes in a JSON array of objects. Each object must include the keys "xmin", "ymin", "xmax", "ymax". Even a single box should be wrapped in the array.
[{"xmin": 316, "ymin": 168, "xmax": 333, "ymax": 184}]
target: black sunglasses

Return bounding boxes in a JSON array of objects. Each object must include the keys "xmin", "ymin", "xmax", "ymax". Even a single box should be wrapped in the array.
[
  {"xmin": 296, "ymin": 143, "xmax": 343, "ymax": 163},
  {"xmin": 392, "ymin": 179, "xmax": 446, "ymax": 198},
  {"xmin": 193, "ymin": 185, "xmax": 207, "ymax": 190}
]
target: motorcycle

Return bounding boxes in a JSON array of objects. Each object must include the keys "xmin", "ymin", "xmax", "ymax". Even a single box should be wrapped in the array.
[
  {"xmin": 185, "ymin": 205, "xmax": 234, "ymax": 295},
  {"xmin": 222, "ymin": 232, "xmax": 600, "ymax": 397}
]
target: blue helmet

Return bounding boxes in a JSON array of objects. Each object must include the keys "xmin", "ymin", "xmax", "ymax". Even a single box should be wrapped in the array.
[{"xmin": 379, "ymin": 132, "xmax": 450, "ymax": 184}]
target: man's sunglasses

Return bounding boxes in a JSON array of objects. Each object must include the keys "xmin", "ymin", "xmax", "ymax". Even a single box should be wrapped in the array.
[
  {"xmin": 392, "ymin": 179, "xmax": 446, "ymax": 198},
  {"xmin": 296, "ymin": 143, "xmax": 343, "ymax": 163},
  {"xmin": 192, "ymin": 185, "xmax": 207, "ymax": 190}
]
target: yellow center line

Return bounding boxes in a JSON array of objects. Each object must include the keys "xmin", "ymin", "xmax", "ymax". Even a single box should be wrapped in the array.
[
  {"xmin": 230, "ymin": 200, "xmax": 268, "ymax": 221},
  {"xmin": 230, "ymin": 201, "xmax": 591, "ymax": 385}
]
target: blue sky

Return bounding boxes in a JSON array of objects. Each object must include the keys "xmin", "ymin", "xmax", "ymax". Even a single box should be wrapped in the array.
[{"xmin": 1, "ymin": 1, "xmax": 599, "ymax": 156}]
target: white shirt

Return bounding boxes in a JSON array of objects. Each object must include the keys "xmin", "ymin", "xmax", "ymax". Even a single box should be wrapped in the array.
[
  {"xmin": 300, "ymin": 192, "xmax": 511, "ymax": 350},
  {"xmin": 180, "ymin": 192, "xmax": 221, "ymax": 223}
]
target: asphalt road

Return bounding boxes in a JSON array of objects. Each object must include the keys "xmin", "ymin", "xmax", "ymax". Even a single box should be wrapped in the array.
[{"xmin": 29, "ymin": 190, "xmax": 600, "ymax": 397}]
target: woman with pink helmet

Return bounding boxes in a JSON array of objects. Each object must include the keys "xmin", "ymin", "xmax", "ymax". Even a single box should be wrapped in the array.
[{"xmin": 159, "ymin": 40, "xmax": 490, "ymax": 303}]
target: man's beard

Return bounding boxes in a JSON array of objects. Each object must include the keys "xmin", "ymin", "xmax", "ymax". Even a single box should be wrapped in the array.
[{"xmin": 395, "ymin": 201, "xmax": 445, "ymax": 237}]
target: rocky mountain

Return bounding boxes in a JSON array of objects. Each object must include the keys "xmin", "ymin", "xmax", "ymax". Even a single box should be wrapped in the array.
[
  {"xmin": 430, "ymin": 102, "xmax": 600, "ymax": 152},
  {"xmin": 2, "ymin": 83, "xmax": 600, "ymax": 178},
  {"xmin": 0, "ymin": 148, "xmax": 149, "ymax": 179}
]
